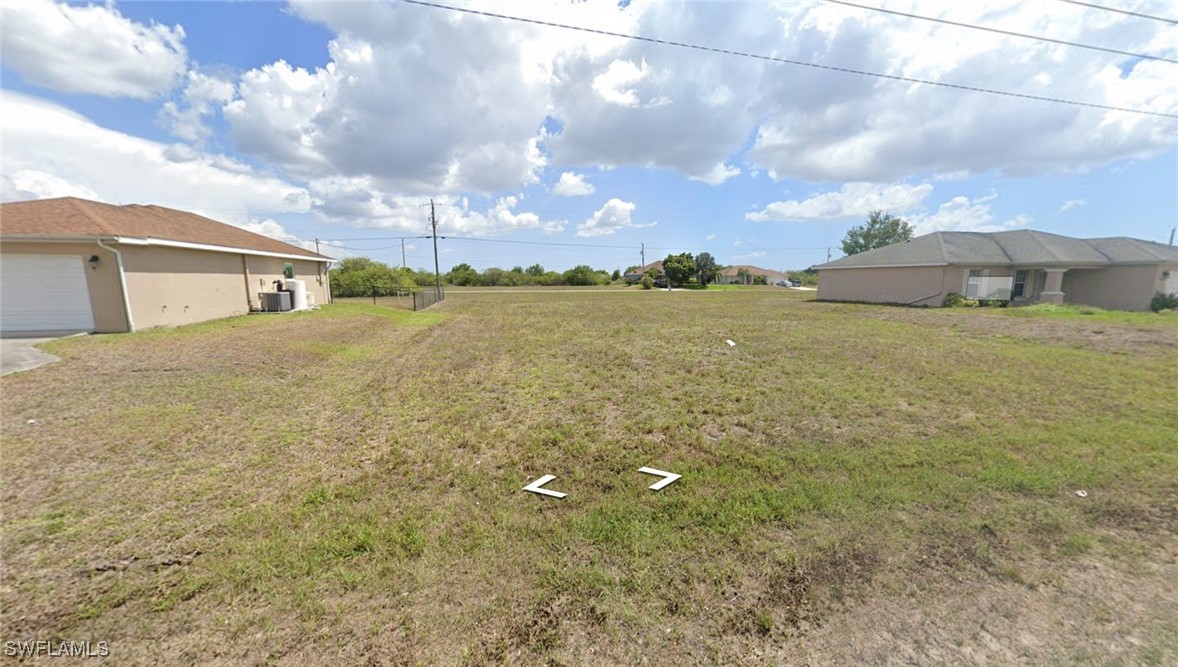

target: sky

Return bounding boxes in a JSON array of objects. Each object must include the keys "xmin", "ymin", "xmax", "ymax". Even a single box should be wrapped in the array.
[{"xmin": 2, "ymin": 0, "xmax": 1176, "ymax": 274}]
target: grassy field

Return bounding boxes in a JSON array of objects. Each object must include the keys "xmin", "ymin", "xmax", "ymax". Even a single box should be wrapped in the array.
[{"xmin": 2, "ymin": 291, "xmax": 1176, "ymax": 664}]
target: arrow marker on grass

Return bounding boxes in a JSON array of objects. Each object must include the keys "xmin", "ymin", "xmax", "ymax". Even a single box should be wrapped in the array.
[
  {"xmin": 523, "ymin": 474, "xmax": 566, "ymax": 498},
  {"xmin": 638, "ymin": 467, "xmax": 681, "ymax": 491}
]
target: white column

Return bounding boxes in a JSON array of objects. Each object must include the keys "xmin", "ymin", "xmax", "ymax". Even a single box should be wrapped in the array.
[{"xmin": 1039, "ymin": 268, "xmax": 1067, "ymax": 305}]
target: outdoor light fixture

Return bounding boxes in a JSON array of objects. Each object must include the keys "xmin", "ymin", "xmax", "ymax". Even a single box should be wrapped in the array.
[{"xmin": 88, "ymin": 255, "xmax": 100, "ymax": 270}]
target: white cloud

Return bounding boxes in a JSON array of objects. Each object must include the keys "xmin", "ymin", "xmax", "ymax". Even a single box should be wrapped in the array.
[
  {"xmin": 910, "ymin": 195, "xmax": 1032, "ymax": 235},
  {"xmin": 224, "ymin": 4, "xmax": 552, "ymax": 194},
  {"xmin": 705, "ymin": 233, "xmax": 716, "ymax": 240},
  {"xmin": 690, "ymin": 163, "xmax": 742, "ymax": 185},
  {"xmin": 159, "ymin": 71, "xmax": 236, "ymax": 143},
  {"xmin": 747, "ymin": 182, "xmax": 934, "ymax": 221},
  {"xmin": 1060, "ymin": 199, "xmax": 1086, "ymax": 212},
  {"xmin": 553, "ymin": 172, "xmax": 595, "ymax": 197},
  {"xmin": 0, "ymin": 92, "xmax": 310, "ymax": 222},
  {"xmin": 592, "ymin": 59, "xmax": 650, "ymax": 108},
  {"xmin": 732, "ymin": 251, "xmax": 768, "ymax": 261},
  {"xmin": 576, "ymin": 198, "xmax": 653, "ymax": 237},
  {"xmin": 0, "ymin": 0, "xmax": 187, "ymax": 99},
  {"xmin": 307, "ymin": 176, "xmax": 565, "ymax": 236}
]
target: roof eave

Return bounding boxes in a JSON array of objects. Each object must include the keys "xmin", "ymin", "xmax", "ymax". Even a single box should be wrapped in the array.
[{"xmin": 1, "ymin": 234, "xmax": 330, "ymax": 262}]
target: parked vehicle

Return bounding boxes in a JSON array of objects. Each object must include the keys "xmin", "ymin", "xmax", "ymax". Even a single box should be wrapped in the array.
[{"xmin": 775, "ymin": 280, "xmax": 789, "ymax": 287}]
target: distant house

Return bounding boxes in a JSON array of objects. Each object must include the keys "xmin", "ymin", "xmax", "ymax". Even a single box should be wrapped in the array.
[
  {"xmin": 718, "ymin": 265, "xmax": 789, "ymax": 285},
  {"xmin": 623, "ymin": 260, "xmax": 665, "ymax": 282},
  {"xmin": 815, "ymin": 230, "xmax": 1178, "ymax": 311},
  {"xmin": 0, "ymin": 197, "xmax": 332, "ymax": 334}
]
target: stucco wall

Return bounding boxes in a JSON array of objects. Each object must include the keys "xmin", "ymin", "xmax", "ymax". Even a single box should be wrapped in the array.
[
  {"xmin": 121, "ymin": 245, "xmax": 252, "ymax": 329},
  {"xmin": 817, "ymin": 266, "xmax": 954, "ymax": 306},
  {"xmin": 1062, "ymin": 264, "xmax": 1169, "ymax": 311},
  {"xmin": 244, "ymin": 255, "xmax": 329, "ymax": 308},
  {"xmin": 0, "ymin": 241, "xmax": 131, "ymax": 332}
]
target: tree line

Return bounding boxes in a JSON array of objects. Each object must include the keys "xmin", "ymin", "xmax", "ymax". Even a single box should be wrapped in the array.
[{"xmin": 329, "ymin": 211, "xmax": 911, "ymax": 297}]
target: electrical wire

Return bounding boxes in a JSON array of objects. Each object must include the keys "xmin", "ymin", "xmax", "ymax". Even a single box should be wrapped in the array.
[
  {"xmin": 824, "ymin": 0, "xmax": 1177, "ymax": 64},
  {"xmin": 398, "ymin": 0, "xmax": 1178, "ymax": 119},
  {"xmin": 1056, "ymin": 0, "xmax": 1178, "ymax": 25}
]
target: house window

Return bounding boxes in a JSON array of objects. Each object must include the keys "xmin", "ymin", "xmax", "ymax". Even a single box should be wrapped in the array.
[
  {"xmin": 283, "ymin": 263, "xmax": 294, "ymax": 279},
  {"xmin": 1013, "ymin": 270, "xmax": 1028, "ymax": 298},
  {"xmin": 965, "ymin": 269, "xmax": 985, "ymax": 298}
]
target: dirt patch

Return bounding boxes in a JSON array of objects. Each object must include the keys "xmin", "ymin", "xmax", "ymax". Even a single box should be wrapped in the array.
[{"xmin": 853, "ymin": 307, "xmax": 1178, "ymax": 355}]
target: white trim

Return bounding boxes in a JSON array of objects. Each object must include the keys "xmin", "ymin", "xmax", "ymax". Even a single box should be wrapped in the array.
[
  {"xmin": 96, "ymin": 239, "xmax": 135, "ymax": 333},
  {"xmin": 2, "ymin": 234, "xmax": 329, "ymax": 262},
  {"xmin": 115, "ymin": 237, "xmax": 329, "ymax": 262}
]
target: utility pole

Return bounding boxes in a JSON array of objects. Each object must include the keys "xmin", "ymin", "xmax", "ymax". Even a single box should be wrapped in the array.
[
  {"xmin": 315, "ymin": 238, "xmax": 321, "ymax": 255},
  {"xmin": 1170, "ymin": 226, "xmax": 1175, "ymax": 246},
  {"xmin": 402, "ymin": 238, "xmax": 407, "ymax": 268},
  {"xmin": 641, "ymin": 242, "xmax": 645, "ymax": 268},
  {"xmin": 827, "ymin": 247, "xmax": 832, "ymax": 263},
  {"xmin": 430, "ymin": 198, "xmax": 441, "ymax": 294}
]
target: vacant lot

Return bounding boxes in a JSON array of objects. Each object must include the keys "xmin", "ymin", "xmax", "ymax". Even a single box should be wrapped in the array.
[{"xmin": 2, "ymin": 291, "xmax": 1175, "ymax": 664}]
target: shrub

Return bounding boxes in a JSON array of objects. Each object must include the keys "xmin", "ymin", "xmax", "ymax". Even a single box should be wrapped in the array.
[
  {"xmin": 1150, "ymin": 292, "xmax": 1178, "ymax": 313},
  {"xmin": 640, "ymin": 275, "xmax": 654, "ymax": 290},
  {"xmin": 944, "ymin": 292, "xmax": 979, "ymax": 308}
]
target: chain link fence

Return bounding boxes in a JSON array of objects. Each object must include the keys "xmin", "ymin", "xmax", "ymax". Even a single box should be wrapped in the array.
[{"xmin": 413, "ymin": 286, "xmax": 445, "ymax": 311}]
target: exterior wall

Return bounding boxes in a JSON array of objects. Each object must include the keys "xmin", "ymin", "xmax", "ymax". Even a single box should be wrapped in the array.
[
  {"xmin": 0, "ymin": 241, "xmax": 130, "ymax": 332},
  {"xmin": 121, "ymin": 246, "xmax": 252, "ymax": 330},
  {"xmin": 1062, "ymin": 264, "xmax": 1169, "ymax": 311},
  {"xmin": 244, "ymin": 255, "xmax": 329, "ymax": 307},
  {"xmin": 817, "ymin": 266, "xmax": 954, "ymax": 306}
]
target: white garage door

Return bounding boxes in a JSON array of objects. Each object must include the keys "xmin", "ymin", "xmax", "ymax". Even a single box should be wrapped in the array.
[{"xmin": 1, "ymin": 254, "xmax": 95, "ymax": 333}]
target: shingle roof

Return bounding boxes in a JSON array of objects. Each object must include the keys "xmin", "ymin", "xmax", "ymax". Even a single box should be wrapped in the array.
[
  {"xmin": 0, "ymin": 197, "xmax": 327, "ymax": 260},
  {"xmin": 718, "ymin": 265, "xmax": 789, "ymax": 280},
  {"xmin": 817, "ymin": 230, "xmax": 1178, "ymax": 270}
]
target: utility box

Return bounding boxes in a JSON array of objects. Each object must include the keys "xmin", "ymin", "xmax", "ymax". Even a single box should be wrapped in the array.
[{"xmin": 259, "ymin": 291, "xmax": 292, "ymax": 312}]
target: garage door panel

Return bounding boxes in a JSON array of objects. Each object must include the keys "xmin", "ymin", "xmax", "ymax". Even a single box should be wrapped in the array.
[{"xmin": 1, "ymin": 255, "xmax": 95, "ymax": 333}]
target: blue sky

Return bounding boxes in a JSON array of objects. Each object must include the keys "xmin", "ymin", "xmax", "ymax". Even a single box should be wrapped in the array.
[{"xmin": 2, "ymin": 0, "xmax": 1176, "ymax": 273}]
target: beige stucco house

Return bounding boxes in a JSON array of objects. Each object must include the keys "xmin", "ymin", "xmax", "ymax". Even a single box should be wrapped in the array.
[
  {"xmin": 816, "ymin": 230, "xmax": 1178, "ymax": 311},
  {"xmin": 0, "ymin": 197, "xmax": 332, "ymax": 334},
  {"xmin": 718, "ymin": 265, "xmax": 790, "ymax": 285}
]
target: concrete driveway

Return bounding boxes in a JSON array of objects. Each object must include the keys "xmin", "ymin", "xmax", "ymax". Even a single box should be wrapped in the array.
[{"xmin": 1, "ymin": 337, "xmax": 65, "ymax": 376}]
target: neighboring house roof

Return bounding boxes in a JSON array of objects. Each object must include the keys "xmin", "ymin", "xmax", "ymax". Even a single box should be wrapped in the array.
[
  {"xmin": 816, "ymin": 230, "xmax": 1178, "ymax": 270},
  {"xmin": 719, "ymin": 265, "xmax": 789, "ymax": 280},
  {"xmin": 630, "ymin": 260, "xmax": 664, "ymax": 274},
  {"xmin": 0, "ymin": 197, "xmax": 329, "ymax": 261}
]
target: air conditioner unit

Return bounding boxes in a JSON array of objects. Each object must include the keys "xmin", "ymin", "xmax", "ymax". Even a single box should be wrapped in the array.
[{"xmin": 260, "ymin": 292, "xmax": 292, "ymax": 312}]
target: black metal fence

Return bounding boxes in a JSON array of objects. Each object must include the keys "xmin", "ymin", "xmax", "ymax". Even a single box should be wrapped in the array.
[{"xmin": 413, "ymin": 286, "xmax": 445, "ymax": 311}]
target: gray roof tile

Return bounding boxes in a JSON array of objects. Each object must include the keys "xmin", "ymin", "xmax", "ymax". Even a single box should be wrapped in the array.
[{"xmin": 818, "ymin": 230, "xmax": 1178, "ymax": 269}]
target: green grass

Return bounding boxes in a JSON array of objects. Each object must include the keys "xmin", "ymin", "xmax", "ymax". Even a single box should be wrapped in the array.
[
  {"xmin": 2, "ymin": 290, "xmax": 1175, "ymax": 663},
  {"xmin": 997, "ymin": 303, "xmax": 1178, "ymax": 326}
]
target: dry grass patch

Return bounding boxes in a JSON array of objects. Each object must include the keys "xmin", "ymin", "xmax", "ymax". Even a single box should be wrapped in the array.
[{"xmin": 2, "ymin": 292, "xmax": 1175, "ymax": 664}]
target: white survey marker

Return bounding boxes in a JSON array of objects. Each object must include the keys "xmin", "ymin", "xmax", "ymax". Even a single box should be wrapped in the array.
[
  {"xmin": 523, "ymin": 474, "xmax": 567, "ymax": 498},
  {"xmin": 725, "ymin": 339, "xmax": 736, "ymax": 347},
  {"xmin": 638, "ymin": 467, "xmax": 682, "ymax": 491}
]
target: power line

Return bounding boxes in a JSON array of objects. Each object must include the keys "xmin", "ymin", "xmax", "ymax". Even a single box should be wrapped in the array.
[
  {"xmin": 1056, "ymin": 0, "xmax": 1178, "ymax": 25},
  {"xmin": 824, "ymin": 0, "xmax": 1177, "ymax": 64},
  {"xmin": 398, "ymin": 0, "xmax": 1178, "ymax": 119}
]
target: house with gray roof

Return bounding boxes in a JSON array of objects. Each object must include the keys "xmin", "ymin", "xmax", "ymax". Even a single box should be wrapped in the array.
[{"xmin": 814, "ymin": 230, "xmax": 1178, "ymax": 311}]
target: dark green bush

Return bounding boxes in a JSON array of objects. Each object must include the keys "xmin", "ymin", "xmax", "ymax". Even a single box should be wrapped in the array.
[
  {"xmin": 1150, "ymin": 291, "xmax": 1178, "ymax": 312},
  {"xmin": 944, "ymin": 292, "xmax": 979, "ymax": 308}
]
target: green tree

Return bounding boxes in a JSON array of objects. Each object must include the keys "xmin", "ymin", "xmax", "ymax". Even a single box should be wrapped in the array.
[
  {"xmin": 562, "ymin": 265, "xmax": 599, "ymax": 286},
  {"xmin": 329, "ymin": 257, "xmax": 417, "ymax": 297},
  {"xmin": 662, "ymin": 253, "xmax": 696, "ymax": 287},
  {"xmin": 695, "ymin": 252, "xmax": 718, "ymax": 286},
  {"xmin": 525, "ymin": 263, "xmax": 545, "ymax": 277},
  {"xmin": 447, "ymin": 263, "xmax": 479, "ymax": 286},
  {"xmin": 840, "ymin": 210, "xmax": 914, "ymax": 256},
  {"xmin": 611, "ymin": 268, "xmax": 621, "ymax": 281}
]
